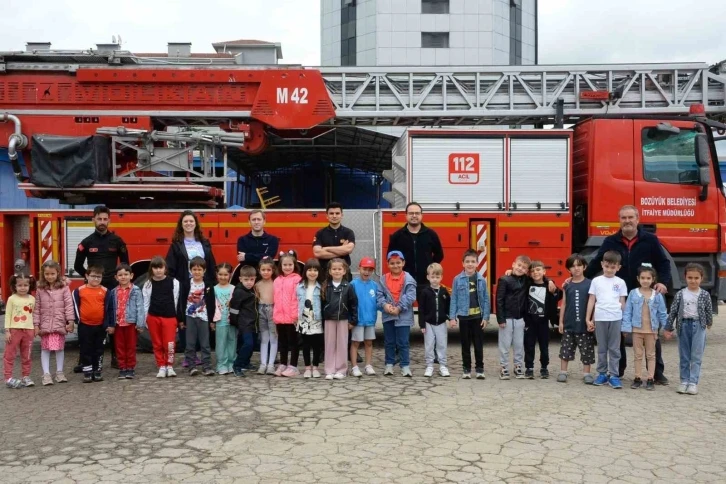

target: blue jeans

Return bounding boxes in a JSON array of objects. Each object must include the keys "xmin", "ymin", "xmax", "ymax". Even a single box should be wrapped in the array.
[
  {"xmin": 233, "ymin": 331, "xmax": 255, "ymax": 371},
  {"xmin": 679, "ymin": 319, "xmax": 707, "ymax": 385},
  {"xmin": 383, "ymin": 322, "xmax": 410, "ymax": 367}
]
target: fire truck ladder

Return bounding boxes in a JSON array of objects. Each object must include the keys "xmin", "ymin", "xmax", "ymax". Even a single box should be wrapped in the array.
[{"xmin": 320, "ymin": 63, "xmax": 726, "ymax": 126}]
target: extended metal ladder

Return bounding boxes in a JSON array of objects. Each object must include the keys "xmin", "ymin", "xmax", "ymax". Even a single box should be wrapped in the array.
[{"xmin": 320, "ymin": 63, "xmax": 726, "ymax": 126}]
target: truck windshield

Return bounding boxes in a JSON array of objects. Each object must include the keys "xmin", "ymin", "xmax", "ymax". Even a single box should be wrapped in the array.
[{"xmin": 642, "ymin": 128, "xmax": 699, "ymax": 185}]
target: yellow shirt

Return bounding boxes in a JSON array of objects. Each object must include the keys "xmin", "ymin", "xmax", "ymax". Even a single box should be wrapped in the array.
[{"xmin": 4, "ymin": 294, "xmax": 36, "ymax": 330}]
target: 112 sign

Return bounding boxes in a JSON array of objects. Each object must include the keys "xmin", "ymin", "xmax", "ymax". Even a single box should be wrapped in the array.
[{"xmin": 448, "ymin": 153, "xmax": 480, "ymax": 184}]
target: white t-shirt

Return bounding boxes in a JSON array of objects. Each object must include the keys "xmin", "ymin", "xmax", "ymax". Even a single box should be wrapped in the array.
[
  {"xmin": 588, "ymin": 275, "xmax": 628, "ymax": 321},
  {"xmin": 683, "ymin": 289, "xmax": 699, "ymax": 319}
]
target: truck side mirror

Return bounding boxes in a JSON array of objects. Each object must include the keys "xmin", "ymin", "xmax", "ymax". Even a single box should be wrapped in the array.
[
  {"xmin": 695, "ymin": 133, "xmax": 710, "ymax": 167},
  {"xmin": 698, "ymin": 166, "xmax": 711, "ymax": 186}
]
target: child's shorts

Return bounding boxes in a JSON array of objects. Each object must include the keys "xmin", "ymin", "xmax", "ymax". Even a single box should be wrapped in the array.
[
  {"xmin": 351, "ymin": 325, "xmax": 376, "ymax": 342},
  {"xmin": 559, "ymin": 332, "xmax": 595, "ymax": 365}
]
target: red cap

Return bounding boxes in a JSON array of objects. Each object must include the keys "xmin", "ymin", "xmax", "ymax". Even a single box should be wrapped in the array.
[{"xmin": 359, "ymin": 257, "xmax": 376, "ymax": 268}]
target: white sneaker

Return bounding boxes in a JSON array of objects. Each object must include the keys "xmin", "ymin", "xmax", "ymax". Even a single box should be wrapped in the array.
[
  {"xmin": 351, "ymin": 366, "xmax": 363, "ymax": 377},
  {"xmin": 364, "ymin": 365, "xmax": 376, "ymax": 376},
  {"xmin": 257, "ymin": 364, "xmax": 267, "ymax": 375},
  {"xmin": 325, "ymin": 374, "xmax": 334, "ymax": 380},
  {"xmin": 166, "ymin": 367, "xmax": 177, "ymax": 378},
  {"xmin": 312, "ymin": 369, "xmax": 321, "ymax": 378},
  {"xmin": 686, "ymin": 384, "xmax": 698, "ymax": 395},
  {"xmin": 476, "ymin": 372, "xmax": 486, "ymax": 380},
  {"xmin": 156, "ymin": 367, "xmax": 167, "ymax": 378},
  {"xmin": 677, "ymin": 383, "xmax": 688, "ymax": 394},
  {"xmin": 303, "ymin": 369, "xmax": 312, "ymax": 379},
  {"xmin": 384, "ymin": 364, "xmax": 394, "ymax": 376},
  {"xmin": 401, "ymin": 366, "xmax": 413, "ymax": 377},
  {"xmin": 462, "ymin": 372, "xmax": 472, "ymax": 379},
  {"xmin": 440, "ymin": 367, "xmax": 450, "ymax": 377},
  {"xmin": 333, "ymin": 372, "xmax": 345, "ymax": 380},
  {"xmin": 424, "ymin": 366, "xmax": 434, "ymax": 377}
]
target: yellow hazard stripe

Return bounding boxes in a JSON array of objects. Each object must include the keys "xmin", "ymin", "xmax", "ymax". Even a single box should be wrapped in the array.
[
  {"xmin": 219, "ymin": 222, "xmax": 328, "ymax": 228},
  {"xmin": 383, "ymin": 222, "xmax": 467, "ymax": 228},
  {"xmin": 590, "ymin": 222, "xmax": 718, "ymax": 230},
  {"xmin": 67, "ymin": 222, "xmax": 177, "ymax": 229},
  {"xmin": 499, "ymin": 222, "xmax": 570, "ymax": 228},
  {"xmin": 657, "ymin": 223, "xmax": 718, "ymax": 229}
]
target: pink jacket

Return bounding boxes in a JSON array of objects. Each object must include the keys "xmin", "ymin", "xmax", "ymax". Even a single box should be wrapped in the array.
[
  {"xmin": 33, "ymin": 286, "xmax": 75, "ymax": 335},
  {"xmin": 273, "ymin": 273, "xmax": 302, "ymax": 324}
]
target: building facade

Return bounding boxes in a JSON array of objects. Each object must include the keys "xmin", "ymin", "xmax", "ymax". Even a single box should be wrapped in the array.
[{"xmin": 321, "ymin": 0, "xmax": 537, "ymax": 67}]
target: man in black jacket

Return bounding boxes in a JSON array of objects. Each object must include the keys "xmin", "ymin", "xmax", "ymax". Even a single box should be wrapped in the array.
[
  {"xmin": 73, "ymin": 205, "xmax": 129, "ymax": 371},
  {"xmin": 387, "ymin": 202, "xmax": 444, "ymax": 304},
  {"xmin": 236, "ymin": 210, "xmax": 279, "ymax": 269},
  {"xmin": 585, "ymin": 205, "xmax": 671, "ymax": 384}
]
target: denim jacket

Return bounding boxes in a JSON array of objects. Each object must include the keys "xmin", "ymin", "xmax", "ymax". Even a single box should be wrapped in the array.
[
  {"xmin": 376, "ymin": 271, "xmax": 416, "ymax": 327},
  {"xmin": 296, "ymin": 282, "xmax": 322, "ymax": 322},
  {"xmin": 105, "ymin": 285, "xmax": 146, "ymax": 329},
  {"xmin": 621, "ymin": 289, "xmax": 667, "ymax": 333},
  {"xmin": 449, "ymin": 270, "xmax": 491, "ymax": 321}
]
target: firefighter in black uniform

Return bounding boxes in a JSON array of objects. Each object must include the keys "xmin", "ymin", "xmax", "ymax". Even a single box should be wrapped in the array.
[{"xmin": 73, "ymin": 205, "xmax": 130, "ymax": 371}]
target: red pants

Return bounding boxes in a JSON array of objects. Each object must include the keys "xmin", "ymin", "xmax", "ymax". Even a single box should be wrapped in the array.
[
  {"xmin": 114, "ymin": 325, "xmax": 138, "ymax": 370},
  {"xmin": 147, "ymin": 315, "xmax": 177, "ymax": 367},
  {"xmin": 3, "ymin": 329, "xmax": 34, "ymax": 380}
]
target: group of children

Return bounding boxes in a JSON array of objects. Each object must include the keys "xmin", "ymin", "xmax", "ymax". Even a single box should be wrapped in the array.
[{"xmin": 3, "ymin": 247, "xmax": 714, "ymax": 395}]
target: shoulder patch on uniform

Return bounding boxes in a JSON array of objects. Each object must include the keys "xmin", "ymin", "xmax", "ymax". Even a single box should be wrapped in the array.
[{"xmin": 78, "ymin": 243, "xmax": 84, "ymax": 251}]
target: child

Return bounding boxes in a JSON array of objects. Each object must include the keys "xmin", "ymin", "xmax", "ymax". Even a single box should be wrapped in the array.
[
  {"xmin": 214, "ymin": 263, "xmax": 236, "ymax": 375},
  {"xmin": 665, "ymin": 263, "xmax": 713, "ymax": 395},
  {"xmin": 142, "ymin": 256, "xmax": 180, "ymax": 379},
  {"xmin": 557, "ymin": 254, "xmax": 596, "ymax": 384},
  {"xmin": 622, "ymin": 265, "xmax": 668, "ymax": 391},
  {"xmin": 73, "ymin": 265, "xmax": 109, "ymax": 383},
  {"xmin": 297, "ymin": 258, "xmax": 324, "ymax": 378},
  {"xmin": 4, "ymin": 273, "xmax": 36, "ymax": 388},
  {"xmin": 273, "ymin": 250, "xmax": 302, "ymax": 377},
  {"xmin": 451, "ymin": 250, "xmax": 490, "ymax": 379},
  {"xmin": 419, "ymin": 263, "xmax": 452, "ymax": 378},
  {"xmin": 231, "ymin": 265, "xmax": 258, "ymax": 377},
  {"xmin": 524, "ymin": 261, "xmax": 561, "ymax": 379},
  {"xmin": 496, "ymin": 255, "xmax": 533, "ymax": 380},
  {"xmin": 105, "ymin": 264, "xmax": 146, "ymax": 379},
  {"xmin": 256, "ymin": 257, "xmax": 277, "ymax": 375},
  {"xmin": 34, "ymin": 260, "xmax": 75, "ymax": 386},
  {"xmin": 587, "ymin": 250, "xmax": 628, "ymax": 389},
  {"xmin": 324, "ymin": 258, "xmax": 358, "ymax": 379},
  {"xmin": 181, "ymin": 256, "xmax": 217, "ymax": 376},
  {"xmin": 350, "ymin": 257, "xmax": 378, "ymax": 377},
  {"xmin": 377, "ymin": 251, "xmax": 416, "ymax": 377}
]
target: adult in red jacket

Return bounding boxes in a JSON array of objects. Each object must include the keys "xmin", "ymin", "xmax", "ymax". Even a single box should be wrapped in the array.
[
  {"xmin": 165, "ymin": 210, "xmax": 217, "ymax": 359},
  {"xmin": 387, "ymin": 202, "xmax": 444, "ymax": 303}
]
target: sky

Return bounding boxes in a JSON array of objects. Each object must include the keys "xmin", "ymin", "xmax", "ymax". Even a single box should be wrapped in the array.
[{"xmin": 0, "ymin": 0, "xmax": 724, "ymax": 66}]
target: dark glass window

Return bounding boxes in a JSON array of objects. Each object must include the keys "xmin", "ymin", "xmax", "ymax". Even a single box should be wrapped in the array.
[
  {"xmin": 341, "ymin": 0, "xmax": 357, "ymax": 66},
  {"xmin": 422, "ymin": 0, "xmax": 449, "ymax": 14},
  {"xmin": 421, "ymin": 32, "xmax": 450, "ymax": 48}
]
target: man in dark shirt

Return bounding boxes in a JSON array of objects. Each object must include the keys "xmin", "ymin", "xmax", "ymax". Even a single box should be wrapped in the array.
[
  {"xmin": 585, "ymin": 205, "xmax": 671, "ymax": 384},
  {"xmin": 312, "ymin": 202, "xmax": 356, "ymax": 276},
  {"xmin": 73, "ymin": 205, "xmax": 130, "ymax": 371},
  {"xmin": 387, "ymin": 202, "xmax": 444, "ymax": 304},
  {"xmin": 236, "ymin": 210, "xmax": 279, "ymax": 268}
]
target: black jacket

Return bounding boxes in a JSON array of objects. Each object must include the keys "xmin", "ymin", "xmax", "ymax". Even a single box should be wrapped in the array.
[
  {"xmin": 236, "ymin": 231, "xmax": 279, "ymax": 268},
  {"xmin": 387, "ymin": 224, "xmax": 444, "ymax": 285},
  {"xmin": 165, "ymin": 239, "xmax": 217, "ymax": 323},
  {"xmin": 74, "ymin": 230, "xmax": 129, "ymax": 288},
  {"xmin": 524, "ymin": 279, "xmax": 561, "ymax": 327},
  {"xmin": 229, "ymin": 284, "xmax": 258, "ymax": 333},
  {"xmin": 495, "ymin": 274, "xmax": 528, "ymax": 324},
  {"xmin": 323, "ymin": 280, "xmax": 358, "ymax": 325},
  {"xmin": 418, "ymin": 285, "xmax": 451, "ymax": 329},
  {"xmin": 585, "ymin": 227, "xmax": 671, "ymax": 291}
]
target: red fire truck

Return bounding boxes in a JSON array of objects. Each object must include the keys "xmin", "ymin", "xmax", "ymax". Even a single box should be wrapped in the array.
[{"xmin": 2, "ymin": 51, "xmax": 726, "ymax": 305}]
